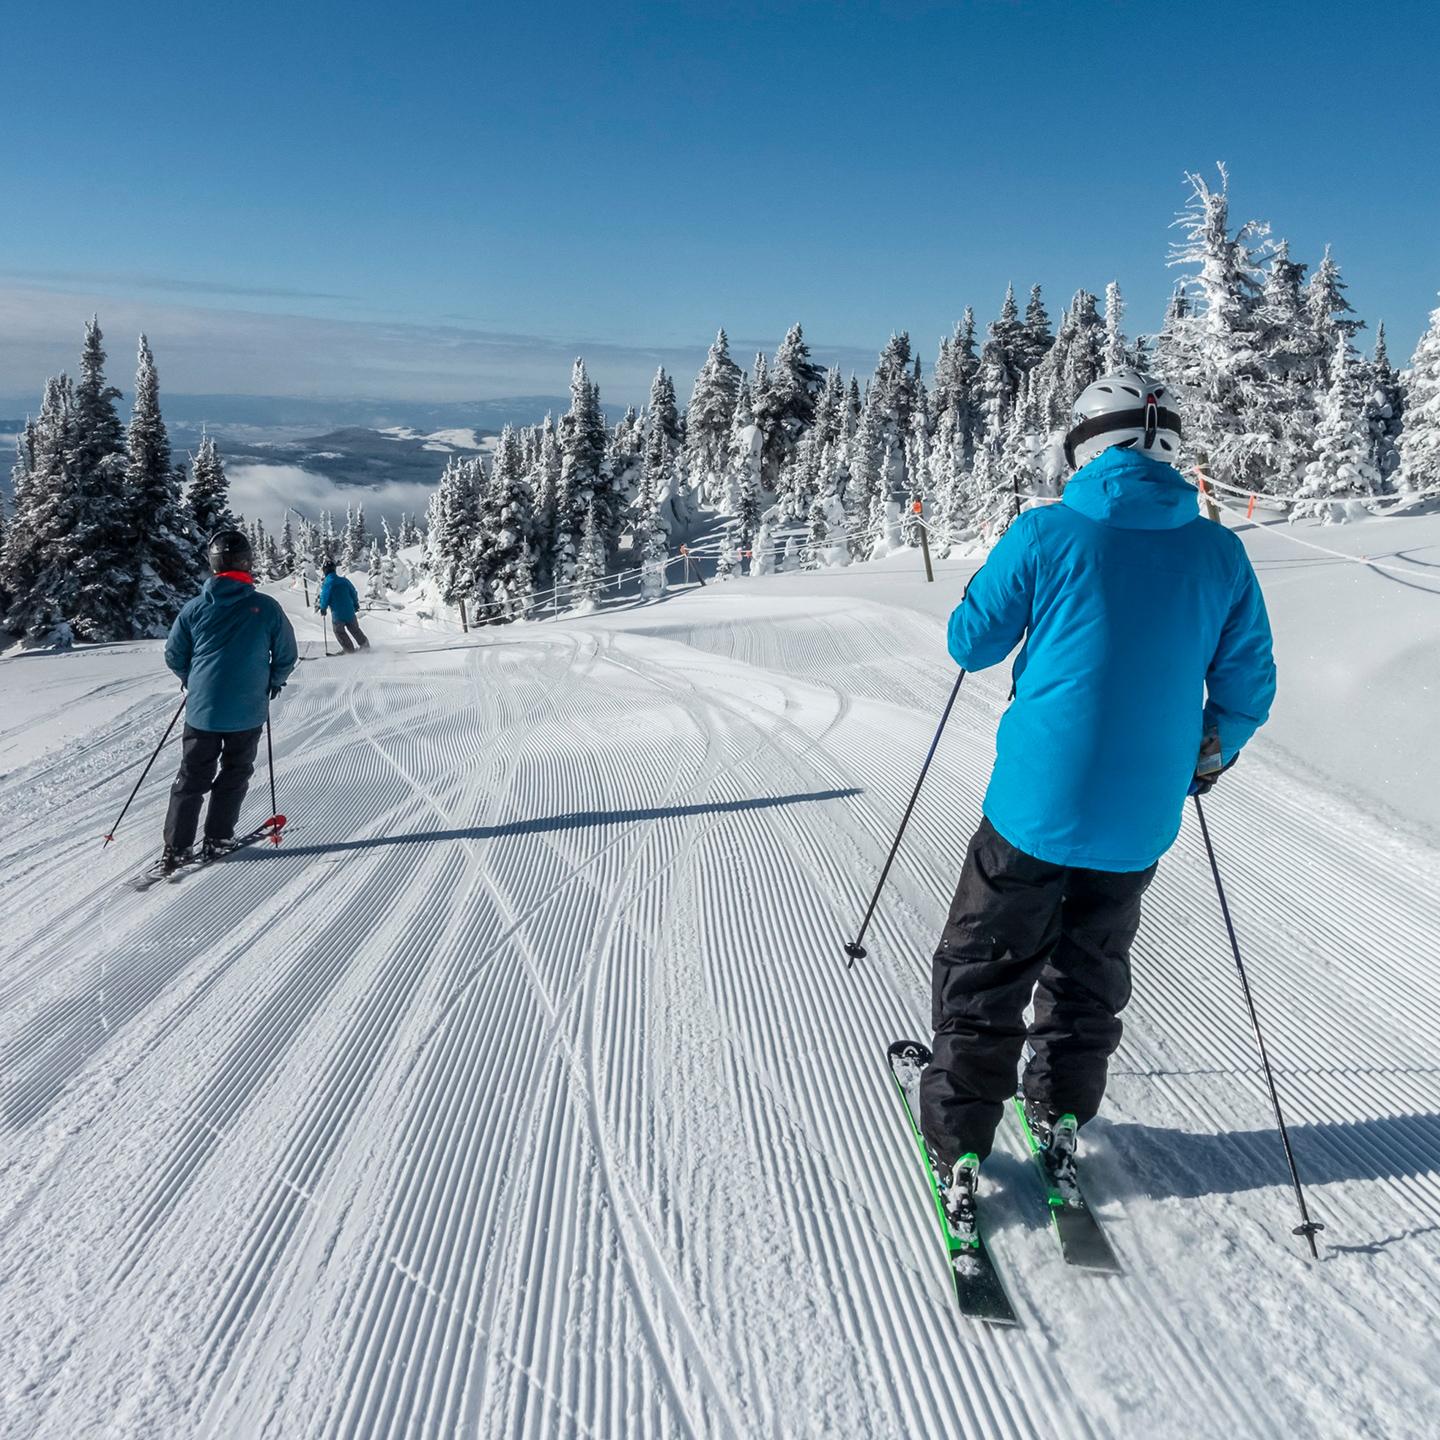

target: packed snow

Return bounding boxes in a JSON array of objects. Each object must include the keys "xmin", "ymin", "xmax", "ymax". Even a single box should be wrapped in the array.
[{"xmin": 1, "ymin": 510, "xmax": 1438, "ymax": 1439}]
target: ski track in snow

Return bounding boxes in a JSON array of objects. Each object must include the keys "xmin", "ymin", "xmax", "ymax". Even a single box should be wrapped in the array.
[{"xmin": 1, "ymin": 575, "xmax": 1438, "ymax": 1440}]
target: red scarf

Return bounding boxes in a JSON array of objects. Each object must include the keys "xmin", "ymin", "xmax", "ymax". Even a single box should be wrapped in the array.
[{"xmin": 215, "ymin": 571, "xmax": 254, "ymax": 584}]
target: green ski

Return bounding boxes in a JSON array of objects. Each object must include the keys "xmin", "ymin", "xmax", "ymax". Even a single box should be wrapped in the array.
[
  {"xmin": 887, "ymin": 1041, "xmax": 1020, "ymax": 1327},
  {"xmin": 1011, "ymin": 1096, "xmax": 1122, "ymax": 1273}
]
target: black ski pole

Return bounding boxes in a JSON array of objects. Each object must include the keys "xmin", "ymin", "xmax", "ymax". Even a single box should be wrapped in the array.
[
  {"xmin": 266, "ymin": 705, "xmax": 278, "ymax": 819},
  {"xmin": 843, "ymin": 669, "xmax": 965, "ymax": 969},
  {"xmin": 102, "ymin": 693, "xmax": 187, "ymax": 845},
  {"xmin": 1193, "ymin": 793, "xmax": 1324, "ymax": 1257}
]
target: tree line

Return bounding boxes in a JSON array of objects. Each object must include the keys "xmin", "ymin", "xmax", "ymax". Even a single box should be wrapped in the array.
[
  {"xmin": 425, "ymin": 168, "xmax": 1435, "ymax": 620},
  {"xmin": 5, "ymin": 168, "xmax": 1439, "ymax": 644}
]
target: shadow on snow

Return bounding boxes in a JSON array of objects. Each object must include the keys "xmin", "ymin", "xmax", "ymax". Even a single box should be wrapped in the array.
[{"xmin": 228, "ymin": 788, "xmax": 864, "ymax": 859}]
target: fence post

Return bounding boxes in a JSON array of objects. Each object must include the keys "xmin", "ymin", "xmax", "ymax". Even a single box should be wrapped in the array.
[
  {"xmin": 302, "ymin": 575, "xmax": 310, "ymax": 607},
  {"xmin": 914, "ymin": 501, "xmax": 934, "ymax": 582},
  {"xmin": 1194, "ymin": 456, "xmax": 1223, "ymax": 524},
  {"xmin": 458, "ymin": 597, "xmax": 469, "ymax": 633}
]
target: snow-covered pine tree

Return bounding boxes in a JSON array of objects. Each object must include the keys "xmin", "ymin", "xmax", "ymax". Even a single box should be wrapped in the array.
[
  {"xmin": 642, "ymin": 369, "xmax": 688, "ymax": 530},
  {"xmin": 427, "ymin": 455, "xmax": 483, "ymax": 607},
  {"xmin": 555, "ymin": 360, "xmax": 609, "ymax": 584},
  {"xmin": 929, "ymin": 412, "xmax": 972, "ymax": 556},
  {"xmin": 1399, "ymin": 300, "xmax": 1440, "ymax": 494},
  {"xmin": 933, "ymin": 309, "xmax": 980, "ymax": 462},
  {"xmin": 0, "ymin": 422, "xmax": 39, "ymax": 627},
  {"xmin": 4, "ymin": 377, "xmax": 83, "ymax": 646},
  {"xmin": 73, "ymin": 317, "xmax": 126, "ymax": 491},
  {"xmin": 971, "ymin": 434, "xmax": 1014, "ymax": 543},
  {"xmin": 279, "ymin": 517, "xmax": 297, "ymax": 576},
  {"xmin": 633, "ymin": 423, "xmax": 672, "ymax": 600},
  {"xmin": 977, "ymin": 335, "xmax": 1013, "ymax": 439},
  {"xmin": 755, "ymin": 324, "xmax": 824, "ymax": 488},
  {"xmin": 342, "ymin": 503, "xmax": 368, "ymax": 569},
  {"xmin": 571, "ymin": 495, "xmax": 606, "ymax": 610},
  {"xmin": 1102, "ymin": 282, "xmax": 1129, "ymax": 371},
  {"xmin": 1020, "ymin": 285, "xmax": 1054, "ymax": 373},
  {"xmin": 723, "ymin": 376, "xmax": 764, "ymax": 544},
  {"xmin": 987, "ymin": 284, "xmax": 1028, "ymax": 401},
  {"xmin": 381, "ymin": 518, "xmax": 399, "ymax": 590},
  {"xmin": 488, "ymin": 424, "xmax": 537, "ymax": 619},
  {"xmin": 1293, "ymin": 335, "xmax": 1379, "ymax": 520},
  {"xmin": 125, "ymin": 336, "xmax": 199, "ymax": 635},
  {"xmin": 684, "ymin": 330, "xmax": 742, "ymax": 505},
  {"xmin": 527, "ymin": 414, "xmax": 561, "ymax": 587},
  {"xmin": 1363, "ymin": 322, "xmax": 1404, "ymax": 488},
  {"xmin": 186, "ymin": 431, "xmax": 235, "ymax": 542},
  {"xmin": 366, "ymin": 538, "xmax": 385, "ymax": 600},
  {"xmin": 1304, "ymin": 245, "xmax": 1363, "ymax": 387},
  {"xmin": 69, "ymin": 318, "xmax": 131, "ymax": 633}
]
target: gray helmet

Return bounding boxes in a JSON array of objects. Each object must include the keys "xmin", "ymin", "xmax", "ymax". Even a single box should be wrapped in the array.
[
  {"xmin": 1063, "ymin": 369, "xmax": 1183, "ymax": 470},
  {"xmin": 208, "ymin": 528, "xmax": 253, "ymax": 573}
]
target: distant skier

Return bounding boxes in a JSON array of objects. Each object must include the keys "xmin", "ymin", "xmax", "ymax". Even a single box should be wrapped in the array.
[
  {"xmin": 151, "ymin": 529, "xmax": 298, "ymax": 876},
  {"xmin": 317, "ymin": 559, "xmax": 369, "ymax": 652},
  {"xmin": 921, "ymin": 370, "xmax": 1276, "ymax": 1237}
]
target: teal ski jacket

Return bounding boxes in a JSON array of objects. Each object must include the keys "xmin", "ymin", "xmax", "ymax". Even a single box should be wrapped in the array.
[
  {"xmin": 947, "ymin": 446, "xmax": 1276, "ymax": 872},
  {"xmin": 165, "ymin": 576, "xmax": 299, "ymax": 732},
  {"xmin": 318, "ymin": 572, "xmax": 360, "ymax": 623}
]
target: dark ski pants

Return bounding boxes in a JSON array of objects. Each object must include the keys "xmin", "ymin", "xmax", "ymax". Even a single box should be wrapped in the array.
[
  {"xmin": 163, "ymin": 724, "xmax": 264, "ymax": 851},
  {"xmin": 331, "ymin": 619, "xmax": 369, "ymax": 652},
  {"xmin": 920, "ymin": 816, "xmax": 1157, "ymax": 1165}
]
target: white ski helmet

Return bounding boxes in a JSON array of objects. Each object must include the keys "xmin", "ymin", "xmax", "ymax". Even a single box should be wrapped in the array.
[{"xmin": 1063, "ymin": 369, "xmax": 1183, "ymax": 470}]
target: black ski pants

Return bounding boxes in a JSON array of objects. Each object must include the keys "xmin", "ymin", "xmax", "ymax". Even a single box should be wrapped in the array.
[
  {"xmin": 920, "ymin": 816, "xmax": 1156, "ymax": 1165},
  {"xmin": 331, "ymin": 618, "xmax": 369, "ymax": 652},
  {"xmin": 163, "ymin": 724, "xmax": 264, "ymax": 851}
]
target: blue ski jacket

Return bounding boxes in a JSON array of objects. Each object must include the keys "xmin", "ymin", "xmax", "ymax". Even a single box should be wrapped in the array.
[
  {"xmin": 318, "ymin": 572, "xmax": 360, "ymax": 623},
  {"xmin": 947, "ymin": 446, "xmax": 1276, "ymax": 872},
  {"xmin": 165, "ymin": 576, "xmax": 299, "ymax": 732}
]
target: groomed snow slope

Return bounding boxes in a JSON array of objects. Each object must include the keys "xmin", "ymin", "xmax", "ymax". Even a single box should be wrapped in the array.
[{"xmin": 2, "ymin": 513, "xmax": 1439, "ymax": 1440}]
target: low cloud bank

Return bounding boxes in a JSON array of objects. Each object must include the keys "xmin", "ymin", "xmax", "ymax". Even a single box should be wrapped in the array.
[{"xmin": 228, "ymin": 463, "xmax": 436, "ymax": 537}]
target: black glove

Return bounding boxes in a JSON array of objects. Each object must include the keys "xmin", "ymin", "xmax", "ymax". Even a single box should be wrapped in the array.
[
  {"xmin": 1188, "ymin": 732, "xmax": 1235, "ymax": 796},
  {"xmin": 269, "ymin": 685, "xmax": 284, "ymax": 701}
]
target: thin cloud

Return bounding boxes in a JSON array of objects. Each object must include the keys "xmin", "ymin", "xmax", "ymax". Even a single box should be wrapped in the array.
[{"xmin": 0, "ymin": 284, "xmax": 884, "ymax": 410}]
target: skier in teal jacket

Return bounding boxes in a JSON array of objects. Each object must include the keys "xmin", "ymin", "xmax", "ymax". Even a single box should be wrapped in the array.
[
  {"xmin": 155, "ymin": 529, "xmax": 298, "ymax": 875},
  {"xmin": 921, "ymin": 370, "xmax": 1276, "ymax": 1239},
  {"xmin": 318, "ymin": 560, "xmax": 369, "ymax": 652}
]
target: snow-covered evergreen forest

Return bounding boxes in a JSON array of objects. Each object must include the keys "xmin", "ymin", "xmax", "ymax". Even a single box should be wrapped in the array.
[{"xmin": 5, "ymin": 168, "xmax": 1439, "ymax": 647}]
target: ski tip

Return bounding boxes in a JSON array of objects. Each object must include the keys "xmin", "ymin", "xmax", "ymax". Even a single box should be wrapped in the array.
[{"xmin": 887, "ymin": 1039, "xmax": 933, "ymax": 1069}]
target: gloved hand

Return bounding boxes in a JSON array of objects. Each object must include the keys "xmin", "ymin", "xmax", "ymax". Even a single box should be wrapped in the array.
[
  {"xmin": 269, "ymin": 685, "xmax": 284, "ymax": 701},
  {"xmin": 317, "ymin": 605, "xmax": 326, "ymax": 615},
  {"xmin": 1188, "ymin": 730, "xmax": 1233, "ymax": 796}
]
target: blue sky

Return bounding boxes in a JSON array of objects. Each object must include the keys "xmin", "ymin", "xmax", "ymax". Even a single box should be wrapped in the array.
[{"xmin": 2, "ymin": 0, "xmax": 1437, "ymax": 407}]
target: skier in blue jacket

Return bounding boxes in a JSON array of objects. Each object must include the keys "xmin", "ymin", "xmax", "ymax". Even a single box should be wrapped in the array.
[
  {"xmin": 921, "ymin": 370, "xmax": 1276, "ymax": 1238},
  {"xmin": 153, "ymin": 529, "xmax": 298, "ymax": 875},
  {"xmin": 317, "ymin": 559, "xmax": 369, "ymax": 652}
]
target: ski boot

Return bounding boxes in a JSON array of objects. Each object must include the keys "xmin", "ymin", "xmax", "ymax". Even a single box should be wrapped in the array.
[
  {"xmin": 1023, "ymin": 1100, "xmax": 1082, "ymax": 1206},
  {"xmin": 931, "ymin": 1149, "xmax": 982, "ymax": 1246},
  {"xmin": 201, "ymin": 836, "xmax": 239, "ymax": 862},
  {"xmin": 145, "ymin": 846, "xmax": 193, "ymax": 880}
]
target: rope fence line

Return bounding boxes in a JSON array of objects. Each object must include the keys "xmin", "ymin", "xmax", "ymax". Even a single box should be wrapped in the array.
[
  {"xmin": 1193, "ymin": 467, "xmax": 1440, "ymax": 511},
  {"xmin": 283, "ymin": 461, "xmax": 1440, "ymax": 635}
]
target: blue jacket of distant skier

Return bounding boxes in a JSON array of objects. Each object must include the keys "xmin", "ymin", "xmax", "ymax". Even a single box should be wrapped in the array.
[
  {"xmin": 318, "ymin": 572, "xmax": 359, "ymax": 623},
  {"xmin": 165, "ymin": 577, "xmax": 299, "ymax": 732},
  {"xmin": 947, "ymin": 446, "xmax": 1276, "ymax": 872}
]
